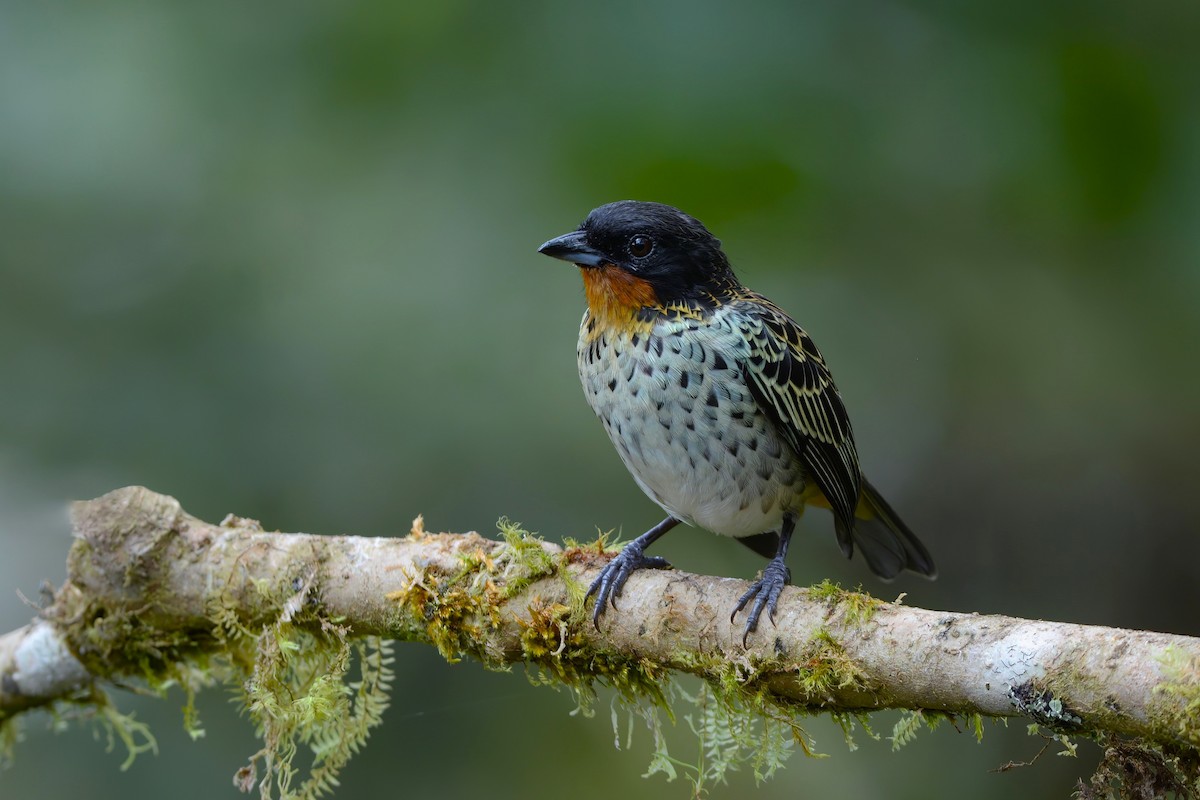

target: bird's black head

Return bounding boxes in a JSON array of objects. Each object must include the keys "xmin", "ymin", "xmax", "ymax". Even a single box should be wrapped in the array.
[{"xmin": 538, "ymin": 201, "xmax": 739, "ymax": 305}]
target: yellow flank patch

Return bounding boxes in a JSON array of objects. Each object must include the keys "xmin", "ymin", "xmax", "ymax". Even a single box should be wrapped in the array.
[
  {"xmin": 801, "ymin": 483, "xmax": 876, "ymax": 520},
  {"xmin": 580, "ymin": 265, "xmax": 658, "ymax": 337}
]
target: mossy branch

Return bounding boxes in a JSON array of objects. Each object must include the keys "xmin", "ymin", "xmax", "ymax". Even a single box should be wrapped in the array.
[{"xmin": 3, "ymin": 486, "xmax": 1200, "ymax": 793}]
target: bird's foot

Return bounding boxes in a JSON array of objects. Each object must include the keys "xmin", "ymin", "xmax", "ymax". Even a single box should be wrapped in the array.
[
  {"xmin": 731, "ymin": 557, "xmax": 792, "ymax": 645},
  {"xmin": 586, "ymin": 541, "xmax": 671, "ymax": 628}
]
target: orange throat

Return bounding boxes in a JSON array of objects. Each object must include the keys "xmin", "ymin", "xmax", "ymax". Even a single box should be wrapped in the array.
[{"xmin": 580, "ymin": 265, "xmax": 659, "ymax": 337}]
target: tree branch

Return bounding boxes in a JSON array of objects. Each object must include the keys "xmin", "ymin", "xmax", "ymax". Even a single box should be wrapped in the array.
[{"xmin": 3, "ymin": 486, "xmax": 1199, "ymax": 764}]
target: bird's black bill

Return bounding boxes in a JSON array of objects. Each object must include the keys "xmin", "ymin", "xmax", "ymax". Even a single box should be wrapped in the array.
[{"xmin": 537, "ymin": 231, "xmax": 606, "ymax": 267}]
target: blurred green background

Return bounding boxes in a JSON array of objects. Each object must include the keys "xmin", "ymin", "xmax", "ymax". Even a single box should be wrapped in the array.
[{"xmin": 2, "ymin": 0, "xmax": 1198, "ymax": 797}]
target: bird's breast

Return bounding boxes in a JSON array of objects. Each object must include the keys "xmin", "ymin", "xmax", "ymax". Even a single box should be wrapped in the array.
[{"xmin": 577, "ymin": 311, "xmax": 806, "ymax": 537}]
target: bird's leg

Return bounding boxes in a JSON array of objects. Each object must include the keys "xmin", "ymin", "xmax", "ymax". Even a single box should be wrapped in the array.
[
  {"xmin": 587, "ymin": 516, "xmax": 679, "ymax": 627},
  {"xmin": 732, "ymin": 513, "xmax": 796, "ymax": 645}
]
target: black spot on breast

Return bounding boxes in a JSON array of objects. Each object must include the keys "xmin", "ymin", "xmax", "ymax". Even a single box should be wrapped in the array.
[
  {"xmin": 706, "ymin": 388, "xmax": 719, "ymax": 408},
  {"xmin": 651, "ymin": 337, "xmax": 664, "ymax": 356},
  {"xmin": 712, "ymin": 352, "xmax": 728, "ymax": 370},
  {"xmin": 630, "ymin": 333, "xmax": 640, "ymax": 348},
  {"xmin": 641, "ymin": 362, "xmax": 654, "ymax": 377},
  {"xmin": 608, "ymin": 378, "xmax": 617, "ymax": 391},
  {"xmin": 679, "ymin": 371, "xmax": 690, "ymax": 389}
]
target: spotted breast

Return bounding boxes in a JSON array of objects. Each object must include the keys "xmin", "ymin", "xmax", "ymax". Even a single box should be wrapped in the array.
[{"xmin": 578, "ymin": 302, "xmax": 807, "ymax": 539}]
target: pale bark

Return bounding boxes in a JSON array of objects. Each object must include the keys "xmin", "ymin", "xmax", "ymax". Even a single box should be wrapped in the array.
[{"xmin": 2, "ymin": 486, "xmax": 1199, "ymax": 759}]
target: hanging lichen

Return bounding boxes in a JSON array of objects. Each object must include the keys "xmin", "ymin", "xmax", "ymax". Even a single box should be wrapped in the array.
[{"xmin": 212, "ymin": 576, "xmax": 394, "ymax": 800}]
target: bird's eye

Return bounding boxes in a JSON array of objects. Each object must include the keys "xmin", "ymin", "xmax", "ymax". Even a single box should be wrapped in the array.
[{"xmin": 628, "ymin": 234, "xmax": 654, "ymax": 259}]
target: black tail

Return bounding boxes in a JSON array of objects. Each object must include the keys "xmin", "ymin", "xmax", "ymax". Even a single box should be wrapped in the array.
[{"xmin": 834, "ymin": 479, "xmax": 936, "ymax": 580}]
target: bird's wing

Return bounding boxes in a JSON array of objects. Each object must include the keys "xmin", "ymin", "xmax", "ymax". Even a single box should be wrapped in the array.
[{"xmin": 733, "ymin": 295, "xmax": 862, "ymax": 552}]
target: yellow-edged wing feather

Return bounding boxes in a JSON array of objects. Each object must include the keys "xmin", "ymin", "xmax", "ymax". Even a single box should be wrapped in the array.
[
  {"xmin": 734, "ymin": 293, "xmax": 937, "ymax": 579},
  {"xmin": 733, "ymin": 294, "xmax": 862, "ymax": 556}
]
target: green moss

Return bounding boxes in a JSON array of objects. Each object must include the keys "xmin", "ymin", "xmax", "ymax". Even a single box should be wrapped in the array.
[
  {"xmin": 0, "ymin": 715, "xmax": 20, "ymax": 769},
  {"xmin": 627, "ymin": 672, "xmax": 825, "ymax": 796},
  {"xmin": 621, "ymin": 628, "xmax": 879, "ymax": 792},
  {"xmin": 45, "ymin": 531, "xmax": 396, "ymax": 798},
  {"xmin": 391, "ymin": 520, "xmax": 570, "ymax": 667},
  {"xmin": 889, "ymin": 709, "xmax": 924, "ymax": 750},
  {"xmin": 389, "ymin": 555, "xmax": 504, "ymax": 665},
  {"xmin": 21, "ymin": 510, "xmax": 1074, "ymax": 793},
  {"xmin": 563, "ymin": 528, "xmax": 619, "ymax": 553},
  {"xmin": 1153, "ymin": 645, "xmax": 1200, "ymax": 747},
  {"xmin": 515, "ymin": 588, "xmax": 671, "ymax": 719},
  {"xmin": 95, "ymin": 693, "xmax": 159, "ymax": 770},
  {"xmin": 889, "ymin": 709, "xmax": 989, "ymax": 753},
  {"xmin": 219, "ymin": 585, "xmax": 394, "ymax": 800},
  {"xmin": 70, "ymin": 604, "xmax": 207, "ymax": 687},
  {"xmin": 496, "ymin": 518, "xmax": 556, "ymax": 591},
  {"xmin": 890, "ymin": 709, "xmax": 946, "ymax": 750},
  {"xmin": 806, "ymin": 580, "xmax": 883, "ymax": 626},
  {"xmin": 390, "ymin": 521, "xmax": 845, "ymax": 794},
  {"xmin": 511, "ymin": 554, "xmax": 676, "ymax": 724},
  {"xmin": 234, "ymin": 630, "xmax": 393, "ymax": 799},
  {"xmin": 676, "ymin": 679, "xmax": 817, "ymax": 791},
  {"xmin": 969, "ymin": 712, "xmax": 986, "ymax": 743},
  {"xmin": 796, "ymin": 629, "xmax": 869, "ymax": 697},
  {"xmin": 830, "ymin": 711, "xmax": 879, "ymax": 751},
  {"xmin": 1039, "ymin": 659, "xmax": 1124, "ymax": 732},
  {"xmin": 392, "ymin": 520, "xmax": 671, "ymax": 713}
]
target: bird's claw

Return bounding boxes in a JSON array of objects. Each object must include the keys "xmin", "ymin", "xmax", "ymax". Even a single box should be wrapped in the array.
[
  {"xmin": 586, "ymin": 542, "xmax": 672, "ymax": 628},
  {"xmin": 731, "ymin": 557, "xmax": 791, "ymax": 645}
]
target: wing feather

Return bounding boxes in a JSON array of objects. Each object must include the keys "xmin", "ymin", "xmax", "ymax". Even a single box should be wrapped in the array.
[{"xmin": 735, "ymin": 295, "xmax": 862, "ymax": 535}]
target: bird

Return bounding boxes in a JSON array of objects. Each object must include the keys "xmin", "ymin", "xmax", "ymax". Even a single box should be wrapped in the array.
[{"xmin": 538, "ymin": 201, "xmax": 936, "ymax": 643}]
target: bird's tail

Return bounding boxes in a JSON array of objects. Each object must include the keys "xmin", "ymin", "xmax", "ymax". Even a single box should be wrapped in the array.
[{"xmin": 834, "ymin": 480, "xmax": 937, "ymax": 580}]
